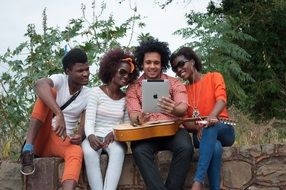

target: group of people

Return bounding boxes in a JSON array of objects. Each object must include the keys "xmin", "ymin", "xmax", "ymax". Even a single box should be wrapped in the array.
[{"xmin": 20, "ymin": 38, "xmax": 235, "ymax": 190}]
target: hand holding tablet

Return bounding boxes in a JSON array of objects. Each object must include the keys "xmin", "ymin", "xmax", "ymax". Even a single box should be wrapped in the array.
[{"xmin": 157, "ymin": 96, "xmax": 177, "ymax": 115}]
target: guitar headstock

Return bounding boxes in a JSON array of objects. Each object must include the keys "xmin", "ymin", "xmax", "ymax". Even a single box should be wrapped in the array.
[{"xmin": 219, "ymin": 117, "xmax": 236, "ymax": 126}]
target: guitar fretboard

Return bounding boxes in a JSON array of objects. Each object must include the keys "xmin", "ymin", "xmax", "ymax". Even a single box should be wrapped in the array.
[{"xmin": 184, "ymin": 117, "xmax": 236, "ymax": 126}]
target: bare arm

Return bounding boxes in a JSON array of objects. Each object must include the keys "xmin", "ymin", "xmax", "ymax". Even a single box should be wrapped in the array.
[
  {"xmin": 209, "ymin": 99, "xmax": 226, "ymax": 117},
  {"xmin": 34, "ymin": 78, "xmax": 66, "ymax": 137},
  {"xmin": 34, "ymin": 78, "xmax": 62, "ymax": 116},
  {"xmin": 171, "ymin": 102, "xmax": 188, "ymax": 117},
  {"xmin": 202, "ymin": 99, "xmax": 226, "ymax": 126}
]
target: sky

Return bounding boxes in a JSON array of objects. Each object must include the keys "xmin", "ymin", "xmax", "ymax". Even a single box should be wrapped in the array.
[{"xmin": 0, "ymin": 0, "xmax": 210, "ymax": 74}]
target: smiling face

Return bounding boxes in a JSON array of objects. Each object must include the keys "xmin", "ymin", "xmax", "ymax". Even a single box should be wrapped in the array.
[
  {"xmin": 66, "ymin": 62, "xmax": 90, "ymax": 86},
  {"xmin": 142, "ymin": 52, "xmax": 162, "ymax": 79},
  {"xmin": 171, "ymin": 55, "xmax": 195, "ymax": 80},
  {"xmin": 112, "ymin": 62, "xmax": 132, "ymax": 87}
]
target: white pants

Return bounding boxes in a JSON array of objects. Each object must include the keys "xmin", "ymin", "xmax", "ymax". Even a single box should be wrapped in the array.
[{"xmin": 82, "ymin": 139, "xmax": 126, "ymax": 190}]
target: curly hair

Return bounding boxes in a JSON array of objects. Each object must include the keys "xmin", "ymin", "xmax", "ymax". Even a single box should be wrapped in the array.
[
  {"xmin": 134, "ymin": 38, "xmax": 171, "ymax": 72},
  {"xmin": 62, "ymin": 48, "xmax": 88, "ymax": 72},
  {"xmin": 98, "ymin": 48, "xmax": 139, "ymax": 84},
  {"xmin": 170, "ymin": 47, "xmax": 202, "ymax": 72}
]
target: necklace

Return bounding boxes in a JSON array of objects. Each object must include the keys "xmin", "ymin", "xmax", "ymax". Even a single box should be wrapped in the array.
[
  {"xmin": 69, "ymin": 86, "xmax": 82, "ymax": 96},
  {"xmin": 188, "ymin": 73, "xmax": 203, "ymax": 118}
]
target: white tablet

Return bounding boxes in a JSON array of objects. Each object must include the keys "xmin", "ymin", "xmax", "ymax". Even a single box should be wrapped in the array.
[{"xmin": 142, "ymin": 79, "xmax": 170, "ymax": 113}]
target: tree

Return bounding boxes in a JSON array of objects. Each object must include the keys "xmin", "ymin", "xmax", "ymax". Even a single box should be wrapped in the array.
[
  {"xmin": 208, "ymin": 0, "xmax": 286, "ymax": 120},
  {"xmin": 0, "ymin": 2, "xmax": 143, "ymax": 159},
  {"xmin": 174, "ymin": 10, "xmax": 255, "ymax": 111}
]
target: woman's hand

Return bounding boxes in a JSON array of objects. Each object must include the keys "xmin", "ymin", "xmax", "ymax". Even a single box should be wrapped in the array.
[
  {"xmin": 195, "ymin": 116, "xmax": 219, "ymax": 128},
  {"xmin": 103, "ymin": 132, "xmax": 114, "ymax": 148},
  {"xmin": 206, "ymin": 115, "xmax": 219, "ymax": 126},
  {"xmin": 195, "ymin": 116, "xmax": 218, "ymax": 141},
  {"xmin": 183, "ymin": 121, "xmax": 203, "ymax": 141},
  {"xmin": 196, "ymin": 128, "xmax": 203, "ymax": 141},
  {"xmin": 182, "ymin": 122, "xmax": 198, "ymax": 131},
  {"xmin": 88, "ymin": 134, "xmax": 103, "ymax": 150}
]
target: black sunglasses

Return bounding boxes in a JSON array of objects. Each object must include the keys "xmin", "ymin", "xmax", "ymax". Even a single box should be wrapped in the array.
[
  {"xmin": 172, "ymin": 60, "xmax": 189, "ymax": 72},
  {"xmin": 118, "ymin": 68, "xmax": 132, "ymax": 78}
]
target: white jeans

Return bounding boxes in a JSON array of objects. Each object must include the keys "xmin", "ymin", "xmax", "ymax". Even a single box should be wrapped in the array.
[{"xmin": 82, "ymin": 139, "xmax": 126, "ymax": 190}]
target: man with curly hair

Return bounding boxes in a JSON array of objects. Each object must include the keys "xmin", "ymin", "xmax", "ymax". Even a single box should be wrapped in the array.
[{"xmin": 126, "ymin": 38, "xmax": 194, "ymax": 190}]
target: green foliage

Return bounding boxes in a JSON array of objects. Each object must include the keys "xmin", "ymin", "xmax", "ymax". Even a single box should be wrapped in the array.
[
  {"xmin": 174, "ymin": 11, "xmax": 255, "ymax": 106},
  {"xmin": 0, "ymin": 2, "xmax": 143, "ymax": 159},
  {"xmin": 210, "ymin": 0, "xmax": 286, "ymax": 120},
  {"xmin": 137, "ymin": 33, "xmax": 155, "ymax": 43}
]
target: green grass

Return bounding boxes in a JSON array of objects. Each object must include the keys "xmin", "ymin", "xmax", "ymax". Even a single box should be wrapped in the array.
[{"xmin": 229, "ymin": 106, "xmax": 286, "ymax": 145}]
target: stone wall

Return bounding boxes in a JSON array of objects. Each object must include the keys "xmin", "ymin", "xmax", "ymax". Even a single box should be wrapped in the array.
[{"xmin": 0, "ymin": 143, "xmax": 286, "ymax": 190}]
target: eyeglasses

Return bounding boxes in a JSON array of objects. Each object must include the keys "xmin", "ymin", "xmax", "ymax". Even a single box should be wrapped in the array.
[
  {"xmin": 172, "ymin": 60, "xmax": 189, "ymax": 72},
  {"xmin": 118, "ymin": 68, "xmax": 133, "ymax": 78}
]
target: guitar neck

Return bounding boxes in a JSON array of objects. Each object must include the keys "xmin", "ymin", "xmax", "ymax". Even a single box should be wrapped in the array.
[
  {"xmin": 182, "ymin": 117, "xmax": 236, "ymax": 126},
  {"xmin": 217, "ymin": 117, "xmax": 236, "ymax": 126}
]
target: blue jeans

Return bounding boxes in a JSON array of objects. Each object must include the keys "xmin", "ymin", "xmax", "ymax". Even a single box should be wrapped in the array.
[
  {"xmin": 131, "ymin": 128, "xmax": 194, "ymax": 190},
  {"xmin": 193, "ymin": 123, "xmax": 235, "ymax": 190}
]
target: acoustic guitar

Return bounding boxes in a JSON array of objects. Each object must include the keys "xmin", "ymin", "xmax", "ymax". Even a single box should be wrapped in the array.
[{"xmin": 113, "ymin": 117, "xmax": 236, "ymax": 142}]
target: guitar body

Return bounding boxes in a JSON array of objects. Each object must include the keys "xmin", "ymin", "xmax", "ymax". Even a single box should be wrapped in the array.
[
  {"xmin": 113, "ymin": 117, "xmax": 236, "ymax": 142},
  {"xmin": 114, "ymin": 120, "xmax": 179, "ymax": 142}
]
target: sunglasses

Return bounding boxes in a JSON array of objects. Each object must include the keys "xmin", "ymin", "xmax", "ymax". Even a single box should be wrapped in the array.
[
  {"xmin": 172, "ymin": 60, "xmax": 189, "ymax": 72},
  {"xmin": 118, "ymin": 68, "xmax": 133, "ymax": 78}
]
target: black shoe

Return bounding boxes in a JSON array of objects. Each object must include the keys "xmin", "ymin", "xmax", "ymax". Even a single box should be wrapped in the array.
[{"xmin": 20, "ymin": 150, "xmax": 35, "ymax": 175}]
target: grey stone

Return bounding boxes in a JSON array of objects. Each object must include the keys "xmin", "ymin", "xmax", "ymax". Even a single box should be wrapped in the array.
[
  {"xmin": 222, "ymin": 160, "xmax": 252, "ymax": 189},
  {"xmin": 1, "ymin": 144, "xmax": 286, "ymax": 190},
  {"xmin": 222, "ymin": 146, "xmax": 237, "ymax": 160},
  {"xmin": 26, "ymin": 157, "xmax": 62, "ymax": 190},
  {"xmin": 247, "ymin": 185, "xmax": 280, "ymax": 190},
  {"xmin": 261, "ymin": 144, "xmax": 275, "ymax": 155},
  {"xmin": 277, "ymin": 144, "xmax": 286, "ymax": 155},
  {"xmin": 0, "ymin": 161, "xmax": 22, "ymax": 190},
  {"xmin": 256, "ymin": 157, "xmax": 286, "ymax": 186},
  {"xmin": 240, "ymin": 144, "xmax": 262, "ymax": 158}
]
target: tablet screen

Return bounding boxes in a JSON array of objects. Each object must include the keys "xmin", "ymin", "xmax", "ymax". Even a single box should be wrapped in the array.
[{"xmin": 142, "ymin": 79, "xmax": 169, "ymax": 113}]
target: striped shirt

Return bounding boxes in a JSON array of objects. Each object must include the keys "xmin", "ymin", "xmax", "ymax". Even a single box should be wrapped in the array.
[{"xmin": 84, "ymin": 86, "xmax": 129, "ymax": 138}]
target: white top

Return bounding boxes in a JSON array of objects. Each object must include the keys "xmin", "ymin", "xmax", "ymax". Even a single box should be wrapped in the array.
[
  {"xmin": 84, "ymin": 86, "xmax": 129, "ymax": 138},
  {"xmin": 50, "ymin": 73, "xmax": 90, "ymax": 135}
]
